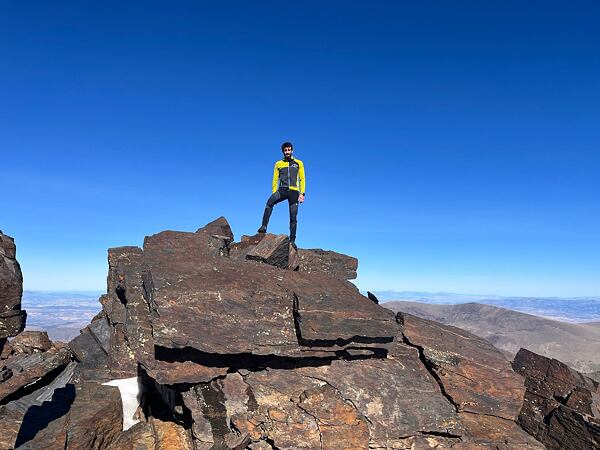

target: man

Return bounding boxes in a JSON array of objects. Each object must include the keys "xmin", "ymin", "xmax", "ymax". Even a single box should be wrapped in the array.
[{"xmin": 258, "ymin": 142, "xmax": 306, "ymax": 248}]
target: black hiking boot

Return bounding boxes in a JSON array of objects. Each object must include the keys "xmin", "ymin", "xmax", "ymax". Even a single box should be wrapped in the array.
[
  {"xmin": 290, "ymin": 241, "xmax": 297, "ymax": 250},
  {"xmin": 257, "ymin": 226, "xmax": 267, "ymax": 233}
]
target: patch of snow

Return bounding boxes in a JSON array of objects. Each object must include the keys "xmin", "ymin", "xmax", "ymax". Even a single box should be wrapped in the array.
[{"xmin": 103, "ymin": 376, "xmax": 142, "ymax": 430}]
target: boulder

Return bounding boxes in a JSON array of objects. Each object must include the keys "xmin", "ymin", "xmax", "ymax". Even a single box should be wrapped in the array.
[
  {"xmin": 10, "ymin": 331, "xmax": 52, "ymax": 355},
  {"xmin": 513, "ymin": 348, "xmax": 600, "ymax": 450},
  {"xmin": 297, "ymin": 248, "xmax": 358, "ymax": 280},
  {"xmin": 228, "ymin": 233, "xmax": 266, "ymax": 261},
  {"xmin": 246, "ymin": 233, "xmax": 290, "ymax": 268}
]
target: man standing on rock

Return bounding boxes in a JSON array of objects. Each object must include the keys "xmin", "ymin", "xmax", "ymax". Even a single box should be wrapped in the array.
[{"xmin": 258, "ymin": 141, "xmax": 306, "ymax": 249}]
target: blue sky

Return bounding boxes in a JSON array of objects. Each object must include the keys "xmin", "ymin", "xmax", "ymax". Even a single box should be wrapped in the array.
[{"xmin": 1, "ymin": 2, "xmax": 599, "ymax": 296}]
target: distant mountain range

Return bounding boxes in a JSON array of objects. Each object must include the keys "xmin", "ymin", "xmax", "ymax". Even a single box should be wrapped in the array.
[
  {"xmin": 384, "ymin": 300, "xmax": 600, "ymax": 377},
  {"xmin": 22, "ymin": 288, "xmax": 600, "ymax": 347},
  {"xmin": 369, "ymin": 290, "xmax": 600, "ymax": 323}
]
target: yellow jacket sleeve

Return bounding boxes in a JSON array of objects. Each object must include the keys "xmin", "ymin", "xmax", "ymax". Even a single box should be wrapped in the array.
[
  {"xmin": 272, "ymin": 163, "xmax": 279, "ymax": 193},
  {"xmin": 298, "ymin": 160, "xmax": 306, "ymax": 194}
]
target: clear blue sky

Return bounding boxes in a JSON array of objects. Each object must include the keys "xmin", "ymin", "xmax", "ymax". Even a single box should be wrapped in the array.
[{"xmin": 1, "ymin": 2, "xmax": 599, "ymax": 296}]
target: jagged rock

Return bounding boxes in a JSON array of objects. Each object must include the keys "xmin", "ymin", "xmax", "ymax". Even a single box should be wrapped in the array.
[
  {"xmin": 0, "ymin": 346, "xmax": 71, "ymax": 404},
  {"xmin": 0, "ymin": 362, "xmax": 76, "ymax": 448},
  {"xmin": 19, "ymin": 379, "xmax": 124, "ymax": 449},
  {"xmin": 513, "ymin": 348, "xmax": 600, "ymax": 450},
  {"xmin": 297, "ymin": 248, "xmax": 358, "ymax": 280},
  {"xmin": 196, "ymin": 216, "xmax": 234, "ymax": 242},
  {"xmin": 287, "ymin": 244, "xmax": 299, "ymax": 271},
  {"xmin": 69, "ymin": 313, "xmax": 111, "ymax": 370},
  {"xmin": 11, "ymin": 331, "xmax": 52, "ymax": 355},
  {"xmin": 115, "ymin": 220, "xmax": 398, "ymax": 363},
  {"xmin": 44, "ymin": 217, "xmax": 574, "ymax": 448},
  {"xmin": 401, "ymin": 313, "xmax": 544, "ymax": 448},
  {"xmin": 0, "ymin": 231, "xmax": 26, "ymax": 339},
  {"xmin": 228, "ymin": 233, "xmax": 266, "ymax": 261},
  {"xmin": 246, "ymin": 233, "xmax": 290, "ymax": 268}
]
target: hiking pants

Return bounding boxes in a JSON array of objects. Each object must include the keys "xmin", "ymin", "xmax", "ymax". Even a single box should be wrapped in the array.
[{"xmin": 261, "ymin": 189, "xmax": 299, "ymax": 242}]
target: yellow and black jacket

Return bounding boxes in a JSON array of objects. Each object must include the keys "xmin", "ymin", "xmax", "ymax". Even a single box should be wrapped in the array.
[{"xmin": 272, "ymin": 157, "xmax": 306, "ymax": 194}]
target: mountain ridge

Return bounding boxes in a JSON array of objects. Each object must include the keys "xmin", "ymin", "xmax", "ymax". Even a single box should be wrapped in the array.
[{"xmin": 383, "ymin": 300, "xmax": 600, "ymax": 375}]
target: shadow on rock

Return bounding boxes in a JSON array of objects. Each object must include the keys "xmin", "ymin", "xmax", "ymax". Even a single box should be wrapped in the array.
[{"xmin": 14, "ymin": 383, "xmax": 76, "ymax": 447}]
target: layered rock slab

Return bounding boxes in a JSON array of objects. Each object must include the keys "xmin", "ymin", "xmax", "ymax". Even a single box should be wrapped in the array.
[
  {"xmin": 513, "ymin": 348, "xmax": 600, "ymax": 450},
  {"xmin": 0, "ymin": 346, "xmax": 71, "ymax": 404},
  {"xmin": 178, "ymin": 344, "xmax": 462, "ymax": 450},
  {"xmin": 17, "ymin": 376, "xmax": 124, "ymax": 449},
  {"xmin": 401, "ymin": 313, "xmax": 544, "ymax": 448},
  {"xmin": 245, "ymin": 233, "xmax": 290, "ymax": 268},
  {"xmin": 58, "ymin": 217, "xmax": 560, "ymax": 448},
  {"xmin": 113, "ymin": 220, "xmax": 398, "ymax": 363},
  {"xmin": 297, "ymin": 248, "xmax": 358, "ymax": 280}
]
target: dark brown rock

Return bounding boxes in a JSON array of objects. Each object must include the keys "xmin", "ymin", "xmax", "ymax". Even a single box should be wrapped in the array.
[
  {"xmin": 196, "ymin": 216, "xmax": 234, "ymax": 242},
  {"xmin": 47, "ymin": 217, "xmax": 574, "ymax": 448},
  {"xmin": 400, "ymin": 313, "xmax": 544, "ymax": 448},
  {"xmin": 189, "ymin": 342, "xmax": 461, "ymax": 449},
  {"xmin": 246, "ymin": 233, "xmax": 290, "ymax": 268},
  {"xmin": 297, "ymin": 248, "xmax": 358, "ymax": 280},
  {"xmin": 1, "ymin": 362, "xmax": 76, "ymax": 447},
  {"xmin": 11, "ymin": 331, "xmax": 52, "ymax": 355},
  {"xmin": 111, "ymin": 417, "xmax": 193, "ymax": 450},
  {"xmin": 0, "ymin": 339, "xmax": 12, "ymax": 359},
  {"xmin": 138, "ymin": 221, "xmax": 397, "ymax": 362},
  {"xmin": 292, "ymin": 273, "xmax": 397, "ymax": 346},
  {"xmin": 287, "ymin": 244, "xmax": 299, "ymax": 270},
  {"xmin": 402, "ymin": 313, "xmax": 526, "ymax": 420},
  {"xmin": 102, "ymin": 243, "xmax": 230, "ymax": 385},
  {"xmin": 228, "ymin": 233, "xmax": 266, "ymax": 261},
  {"xmin": 69, "ymin": 313, "xmax": 110, "ymax": 370},
  {"xmin": 21, "ymin": 379, "xmax": 124, "ymax": 449},
  {"xmin": 513, "ymin": 348, "xmax": 600, "ymax": 449},
  {"xmin": 0, "ymin": 231, "xmax": 25, "ymax": 339},
  {"xmin": 0, "ymin": 310, "xmax": 26, "ymax": 340},
  {"xmin": 0, "ymin": 347, "xmax": 71, "ymax": 404},
  {"xmin": 0, "ymin": 405, "xmax": 22, "ymax": 449}
]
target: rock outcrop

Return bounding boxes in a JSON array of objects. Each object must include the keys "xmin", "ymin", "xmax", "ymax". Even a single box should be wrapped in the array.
[
  {"xmin": 512, "ymin": 348, "xmax": 600, "ymax": 450},
  {"xmin": 50, "ymin": 217, "xmax": 547, "ymax": 449},
  {"xmin": 0, "ymin": 232, "xmax": 81, "ymax": 449},
  {"xmin": 20, "ymin": 219, "xmax": 600, "ymax": 448},
  {"xmin": 0, "ymin": 231, "xmax": 26, "ymax": 339}
]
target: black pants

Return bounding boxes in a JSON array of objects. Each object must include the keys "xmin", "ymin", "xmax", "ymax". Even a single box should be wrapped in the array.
[{"xmin": 261, "ymin": 189, "xmax": 299, "ymax": 242}]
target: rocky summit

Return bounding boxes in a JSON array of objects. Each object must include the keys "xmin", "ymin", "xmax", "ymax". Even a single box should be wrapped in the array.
[{"xmin": 1, "ymin": 219, "xmax": 599, "ymax": 449}]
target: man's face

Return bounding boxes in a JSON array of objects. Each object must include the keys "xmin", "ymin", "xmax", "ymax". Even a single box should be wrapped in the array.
[{"xmin": 282, "ymin": 146, "xmax": 293, "ymax": 159}]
